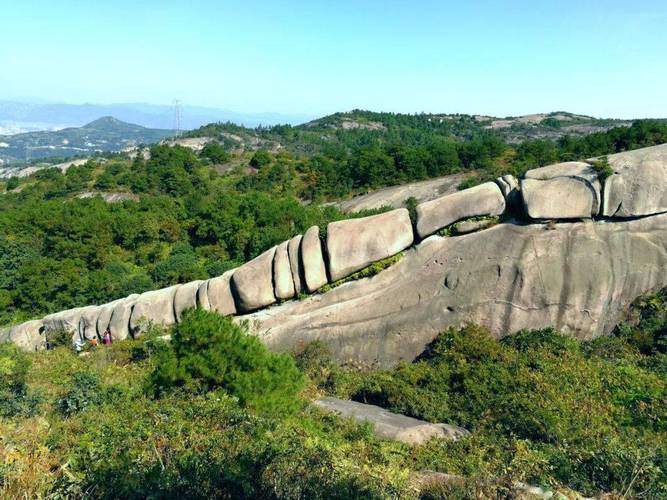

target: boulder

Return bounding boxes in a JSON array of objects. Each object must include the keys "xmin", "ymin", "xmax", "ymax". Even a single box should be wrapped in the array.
[
  {"xmin": 273, "ymin": 240, "xmax": 296, "ymax": 300},
  {"xmin": 524, "ymin": 161, "xmax": 601, "ymax": 215},
  {"xmin": 243, "ymin": 214, "xmax": 667, "ymax": 367},
  {"xmin": 43, "ymin": 307, "xmax": 87, "ymax": 335},
  {"xmin": 196, "ymin": 280, "xmax": 211, "ymax": 310},
  {"xmin": 96, "ymin": 299, "xmax": 124, "ymax": 337},
  {"xmin": 174, "ymin": 280, "xmax": 203, "ymax": 321},
  {"xmin": 415, "ymin": 182, "xmax": 505, "ymax": 239},
  {"xmin": 287, "ymin": 235, "xmax": 305, "ymax": 295},
  {"xmin": 7, "ymin": 320, "xmax": 45, "ymax": 351},
  {"xmin": 108, "ymin": 294, "xmax": 139, "ymax": 340},
  {"xmin": 208, "ymin": 270, "xmax": 237, "ymax": 315},
  {"xmin": 326, "ymin": 209, "xmax": 414, "ymax": 282},
  {"xmin": 313, "ymin": 397, "xmax": 469, "ymax": 445},
  {"xmin": 129, "ymin": 285, "xmax": 180, "ymax": 335},
  {"xmin": 78, "ymin": 305, "xmax": 103, "ymax": 341},
  {"xmin": 522, "ymin": 177, "xmax": 595, "ymax": 220},
  {"xmin": 232, "ymin": 248, "xmax": 277, "ymax": 312},
  {"xmin": 601, "ymin": 144, "xmax": 667, "ymax": 217},
  {"xmin": 301, "ymin": 226, "xmax": 328, "ymax": 292}
]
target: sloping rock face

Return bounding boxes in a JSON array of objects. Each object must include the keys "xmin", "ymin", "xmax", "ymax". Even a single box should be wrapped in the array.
[
  {"xmin": 244, "ymin": 215, "xmax": 667, "ymax": 366},
  {"xmin": 522, "ymin": 177, "xmax": 595, "ymax": 219},
  {"xmin": 313, "ymin": 397, "xmax": 469, "ymax": 445},
  {"xmin": 232, "ymin": 248, "xmax": 277, "ymax": 312},
  {"xmin": 327, "ymin": 209, "xmax": 413, "ymax": 281},
  {"xmin": 602, "ymin": 144, "xmax": 667, "ymax": 217}
]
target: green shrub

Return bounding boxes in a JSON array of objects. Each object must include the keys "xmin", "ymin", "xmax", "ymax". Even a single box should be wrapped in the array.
[
  {"xmin": 150, "ymin": 309, "xmax": 304, "ymax": 415},
  {"xmin": 0, "ymin": 343, "xmax": 41, "ymax": 417},
  {"xmin": 590, "ymin": 156, "xmax": 614, "ymax": 181},
  {"xmin": 57, "ymin": 371, "xmax": 105, "ymax": 417},
  {"xmin": 249, "ymin": 150, "xmax": 272, "ymax": 168}
]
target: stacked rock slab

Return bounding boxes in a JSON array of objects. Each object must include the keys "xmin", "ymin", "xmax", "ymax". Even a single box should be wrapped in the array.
[
  {"xmin": 174, "ymin": 280, "xmax": 203, "ymax": 321},
  {"xmin": 96, "ymin": 299, "xmax": 124, "ymax": 337},
  {"xmin": 301, "ymin": 226, "xmax": 328, "ymax": 292},
  {"xmin": 415, "ymin": 182, "xmax": 506, "ymax": 239},
  {"xmin": 521, "ymin": 161, "xmax": 601, "ymax": 219},
  {"xmin": 232, "ymin": 248, "xmax": 277, "ymax": 312},
  {"xmin": 327, "ymin": 208, "xmax": 414, "ymax": 281},
  {"xmin": 129, "ymin": 285, "xmax": 181, "ymax": 335},
  {"xmin": 601, "ymin": 144, "xmax": 667, "ymax": 217},
  {"xmin": 287, "ymin": 235, "xmax": 305, "ymax": 295},
  {"xmin": 78, "ymin": 305, "xmax": 103, "ymax": 341},
  {"xmin": 273, "ymin": 240, "xmax": 296, "ymax": 300},
  {"xmin": 108, "ymin": 294, "xmax": 139, "ymax": 340},
  {"xmin": 206, "ymin": 270, "xmax": 237, "ymax": 315},
  {"xmin": 6, "ymin": 320, "xmax": 44, "ymax": 351}
]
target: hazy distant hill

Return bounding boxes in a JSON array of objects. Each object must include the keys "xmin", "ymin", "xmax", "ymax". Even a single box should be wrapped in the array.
[
  {"xmin": 0, "ymin": 100, "xmax": 314, "ymax": 133},
  {"xmin": 0, "ymin": 117, "xmax": 174, "ymax": 162}
]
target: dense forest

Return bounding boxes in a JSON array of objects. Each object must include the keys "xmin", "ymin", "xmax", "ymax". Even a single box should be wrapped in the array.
[
  {"xmin": 1, "ymin": 119, "xmax": 667, "ymax": 327},
  {"xmin": 1, "ymin": 287, "xmax": 665, "ymax": 497}
]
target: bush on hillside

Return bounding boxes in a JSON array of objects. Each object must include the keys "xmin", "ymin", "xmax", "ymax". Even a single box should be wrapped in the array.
[
  {"xmin": 0, "ymin": 343, "xmax": 40, "ymax": 417},
  {"xmin": 150, "ymin": 309, "xmax": 304, "ymax": 415}
]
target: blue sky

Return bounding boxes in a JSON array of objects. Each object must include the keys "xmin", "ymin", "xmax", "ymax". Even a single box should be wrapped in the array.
[{"xmin": 0, "ymin": 0, "xmax": 665, "ymax": 118}]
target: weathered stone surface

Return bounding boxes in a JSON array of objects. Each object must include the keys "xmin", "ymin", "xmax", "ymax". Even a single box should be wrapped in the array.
[
  {"xmin": 601, "ymin": 144, "xmax": 667, "ymax": 217},
  {"xmin": 451, "ymin": 218, "xmax": 497, "ymax": 235},
  {"xmin": 96, "ymin": 299, "xmax": 124, "ymax": 337},
  {"xmin": 174, "ymin": 280, "xmax": 203, "ymax": 321},
  {"xmin": 327, "ymin": 209, "xmax": 414, "ymax": 281},
  {"xmin": 331, "ymin": 172, "xmax": 472, "ymax": 213},
  {"xmin": 273, "ymin": 240, "xmax": 295, "ymax": 300},
  {"xmin": 208, "ymin": 270, "xmax": 237, "ymax": 315},
  {"xmin": 287, "ymin": 235, "xmax": 305, "ymax": 295},
  {"xmin": 313, "ymin": 397, "xmax": 469, "ymax": 445},
  {"xmin": 196, "ymin": 280, "xmax": 211, "ymax": 310},
  {"xmin": 108, "ymin": 295, "xmax": 139, "ymax": 340},
  {"xmin": 521, "ymin": 177, "xmax": 595, "ymax": 220},
  {"xmin": 243, "ymin": 215, "xmax": 667, "ymax": 367},
  {"xmin": 6, "ymin": 320, "xmax": 45, "ymax": 351},
  {"xmin": 524, "ymin": 161, "xmax": 601, "ymax": 216},
  {"xmin": 232, "ymin": 247, "xmax": 277, "ymax": 312},
  {"xmin": 78, "ymin": 306, "xmax": 103, "ymax": 341},
  {"xmin": 43, "ymin": 307, "xmax": 88, "ymax": 335},
  {"xmin": 301, "ymin": 226, "xmax": 328, "ymax": 292},
  {"xmin": 129, "ymin": 285, "xmax": 180, "ymax": 335},
  {"xmin": 415, "ymin": 182, "xmax": 505, "ymax": 239},
  {"xmin": 495, "ymin": 175, "xmax": 520, "ymax": 209}
]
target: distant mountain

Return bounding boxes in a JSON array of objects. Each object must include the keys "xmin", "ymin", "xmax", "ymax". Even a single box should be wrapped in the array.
[
  {"xmin": 0, "ymin": 116, "xmax": 174, "ymax": 163},
  {"xmin": 0, "ymin": 100, "xmax": 314, "ymax": 133}
]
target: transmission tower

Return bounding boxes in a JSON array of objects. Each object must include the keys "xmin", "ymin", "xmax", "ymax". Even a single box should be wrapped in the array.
[{"xmin": 173, "ymin": 99, "xmax": 182, "ymax": 138}]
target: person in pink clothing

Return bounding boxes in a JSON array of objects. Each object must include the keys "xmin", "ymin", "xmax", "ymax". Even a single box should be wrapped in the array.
[{"xmin": 102, "ymin": 328, "xmax": 113, "ymax": 345}]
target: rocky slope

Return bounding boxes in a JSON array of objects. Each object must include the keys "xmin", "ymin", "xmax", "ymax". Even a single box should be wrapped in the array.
[{"xmin": 4, "ymin": 144, "xmax": 667, "ymax": 366}]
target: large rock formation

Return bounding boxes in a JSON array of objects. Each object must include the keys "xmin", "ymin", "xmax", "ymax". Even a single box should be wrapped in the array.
[
  {"xmin": 244, "ymin": 215, "xmax": 667, "ymax": 366},
  {"xmin": 5, "ymin": 144, "xmax": 667, "ymax": 363},
  {"xmin": 326, "ymin": 209, "xmax": 413, "ymax": 281}
]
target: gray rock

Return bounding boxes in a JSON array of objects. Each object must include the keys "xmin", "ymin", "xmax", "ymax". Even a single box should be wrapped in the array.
[
  {"xmin": 174, "ymin": 280, "xmax": 203, "ymax": 321},
  {"xmin": 108, "ymin": 295, "xmax": 139, "ymax": 340},
  {"xmin": 232, "ymin": 248, "xmax": 277, "ymax": 312},
  {"xmin": 196, "ymin": 280, "xmax": 211, "ymax": 310},
  {"xmin": 96, "ymin": 299, "xmax": 124, "ymax": 337},
  {"xmin": 313, "ymin": 397, "xmax": 469, "ymax": 445},
  {"xmin": 6, "ymin": 320, "xmax": 45, "ymax": 351},
  {"xmin": 331, "ymin": 173, "xmax": 472, "ymax": 213},
  {"xmin": 287, "ymin": 235, "xmax": 305, "ymax": 295},
  {"xmin": 129, "ymin": 285, "xmax": 180, "ymax": 335},
  {"xmin": 524, "ymin": 161, "xmax": 601, "ymax": 216},
  {"xmin": 208, "ymin": 270, "xmax": 237, "ymax": 315},
  {"xmin": 452, "ymin": 218, "xmax": 497, "ymax": 235},
  {"xmin": 327, "ymin": 209, "xmax": 414, "ymax": 281},
  {"xmin": 78, "ymin": 306, "xmax": 103, "ymax": 341},
  {"xmin": 521, "ymin": 177, "xmax": 595, "ymax": 220},
  {"xmin": 301, "ymin": 226, "xmax": 328, "ymax": 292},
  {"xmin": 243, "ymin": 215, "xmax": 667, "ymax": 367},
  {"xmin": 495, "ymin": 174, "xmax": 521, "ymax": 209},
  {"xmin": 43, "ymin": 307, "xmax": 88, "ymax": 335},
  {"xmin": 415, "ymin": 182, "xmax": 505, "ymax": 239},
  {"xmin": 601, "ymin": 144, "xmax": 667, "ymax": 217},
  {"xmin": 273, "ymin": 240, "xmax": 295, "ymax": 300}
]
